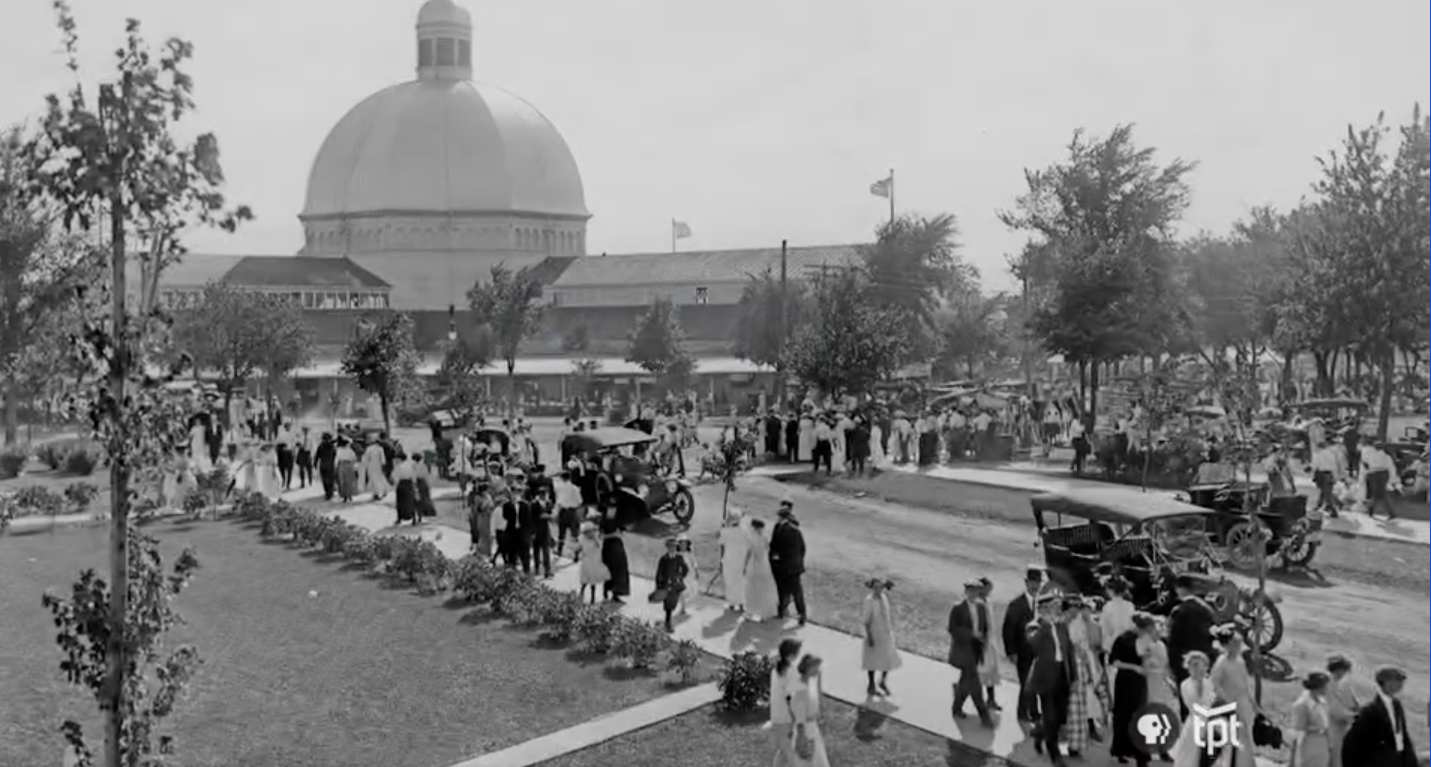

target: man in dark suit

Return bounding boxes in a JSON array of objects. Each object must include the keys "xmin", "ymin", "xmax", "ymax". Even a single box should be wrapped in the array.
[
  {"xmin": 1001, "ymin": 566, "xmax": 1045, "ymax": 723},
  {"xmin": 1025, "ymin": 594, "xmax": 1078, "ymax": 767},
  {"xmin": 769, "ymin": 501, "xmax": 808, "ymax": 625},
  {"xmin": 1344, "ymin": 666, "xmax": 1419, "ymax": 767},
  {"xmin": 947, "ymin": 580, "xmax": 995, "ymax": 727},
  {"xmin": 1165, "ymin": 575, "xmax": 1218, "ymax": 691}
]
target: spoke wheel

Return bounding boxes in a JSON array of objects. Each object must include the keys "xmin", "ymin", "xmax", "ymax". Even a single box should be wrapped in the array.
[{"xmin": 1224, "ymin": 522, "xmax": 1258, "ymax": 570}]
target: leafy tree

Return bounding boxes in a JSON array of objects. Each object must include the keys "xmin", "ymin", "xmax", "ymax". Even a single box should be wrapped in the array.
[
  {"xmin": 434, "ymin": 326, "xmax": 492, "ymax": 423},
  {"xmin": 0, "ymin": 125, "xmax": 98, "ymax": 444},
  {"xmin": 24, "ymin": 4, "xmax": 250, "ymax": 764},
  {"xmin": 173, "ymin": 283, "xmax": 310, "ymax": 420},
  {"xmin": 571, "ymin": 357, "xmax": 603, "ymax": 399},
  {"xmin": 561, "ymin": 324, "xmax": 590, "ymax": 354},
  {"xmin": 734, "ymin": 267, "xmax": 807, "ymax": 370},
  {"xmin": 627, "ymin": 297, "xmax": 695, "ymax": 393},
  {"xmin": 785, "ymin": 269, "xmax": 908, "ymax": 398},
  {"xmin": 1302, "ymin": 107, "xmax": 1430, "ymax": 439},
  {"xmin": 860, "ymin": 213, "xmax": 974, "ymax": 363},
  {"xmin": 934, "ymin": 283, "xmax": 1008, "ymax": 379},
  {"xmin": 1000, "ymin": 125, "xmax": 1195, "ymax": 429},
  {"xmin": 341, "ymin": 312, "xmax": 421, "ymax": 434},
  {"xmin": 466, "ymin": 263, "xmax": 545, "ymax": 412}
]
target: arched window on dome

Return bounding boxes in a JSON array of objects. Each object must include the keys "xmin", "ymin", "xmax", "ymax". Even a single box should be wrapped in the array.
[
  {"xmin": 436, "ymin": 38, "xmax": 456, "ymax": 66},
  {"xmin": 418, "ymin": 39, "xmax": 434, "ymax": 67}
]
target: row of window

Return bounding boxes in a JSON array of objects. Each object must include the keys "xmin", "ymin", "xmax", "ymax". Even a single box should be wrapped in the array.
[
  {"xmin": 418, "ymin": 37, "xmax": 472, "ymax": 69},
  {"xmin": 161, "ymin": 289, "xmax": 391, "ymax": 311},
  {"xmin": 548, "ymin": 286, "xmax": 709, "ymax": 307}
]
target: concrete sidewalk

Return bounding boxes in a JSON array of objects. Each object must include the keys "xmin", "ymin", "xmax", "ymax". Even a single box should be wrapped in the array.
[{"xmin": 319, "ymin": 499, "xmax": 1281, "ymax": 767}]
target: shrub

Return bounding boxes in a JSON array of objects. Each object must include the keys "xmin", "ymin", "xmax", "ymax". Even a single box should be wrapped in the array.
[
  {"xmin": 495, "ymin": 581, "xmax": 545, "ymax": 625},
  {"xmin": 320, "ymin": 522, "xmax": 359, "ymax": 554},
  {"xmin": 536, "ymin": 591, "xmax": 585, "ymax": 643},
  {"xmin": 572, "ymin": 604, "xmax": 622, "ymax": 654},
  {"xmin": 610, "ymin": 620, "xmax": 669, "ymax": 670},
  {"xmin": 0, "ymin": 446, "xmax": 28, "ymax": 480},
  {"xmin": 717, "ymin": 651, "xmax": 774, "ymax": 712},
  {"xmin": 64, "ymin": 482, "xmax": 101, "ymax": 512},
  {"xmin": 234, "ymin": 492, "xmax": 269, "ymax": 521},
  {"xmin": 181, "ymin": 491, "xmax": 208, "ymax": 515},
  {"xmin": 36, "ymin": 443, "xmax": 66, "ymax": 470},
  {"xmin": 0, "ymin": 496, "xmax": 15, "ymax": 532},
  {"xmin": 62, "ymin": 446, "xmax": 99, "ymax": 476},
  {"xmin": 666, "ymin": 639, "xmax": 703, "ymax": 685},
  {"xmin": 14, "ymin": 485, "xmax": 65, "ymax": 518}
]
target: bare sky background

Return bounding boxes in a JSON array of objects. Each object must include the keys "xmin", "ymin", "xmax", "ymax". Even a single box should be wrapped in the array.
[{"xmin": 1, "ymin": 0, "xmax": 1427, "ymax": 291}]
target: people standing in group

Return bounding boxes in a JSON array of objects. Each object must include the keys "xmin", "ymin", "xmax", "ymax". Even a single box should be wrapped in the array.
[
  {"xmin": 770, "ymin": 638, "xmax": 804, "ymax": 767},
  {"xmin": 858, "ymin": 577, "xmax": 900, "ymax": 697},
  {"xmin": 1001, "ymin": 566, "xmax": 1045, "ymax": 723},
  {"xmin": 743, "ymin": 518, "xmax": 780, "ymax": 621},
  {"xmin": 769, "ymin": 500, "xmax": 808, "ymax": 626},
  {"xmin": 654, "ymin": 536, "xmax": 689, "ymax": 632},
  {"xmin": 1026, "ymin": 593, "xmax": 1077, "ymax": 766},
  {"xmin": 1342, "ymin": 666, "xmax": 1417, "ymax": 767},
  {"xmin": 334, "ymin": 437, "xmax": 358, "ymax": 502},
  {"xmin": 719, "ymin": 510, "xmax": 749, "ymax": 612},
  {"xmin": 947, "ymin": 579, "xmax": 995, "ymax": 727},
  {"xmin": 790, "ymin": 654, "xmax": 832, "ymax": 767},
  {"xmin": 1289, "ymin": 671, "xmax": 1335, "ymax": 767}
]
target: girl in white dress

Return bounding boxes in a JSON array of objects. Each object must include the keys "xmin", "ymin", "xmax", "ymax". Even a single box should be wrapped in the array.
[
  {"xmin": 860, "ymin": 578, "xmax": 901, "ymax": 696},
  {"xmin": 1209, "ymin": 626, "xmax": 1259, "ymax": 767},
  {"xmin": 1171, "ymin": 650, "xmax": 1215, "ymax": 767},
  {"xmin": 742, "ymin": 519, "xmax": 779, "ymax": 621},
  {"xmin": 574, "ymin": 521, "xmax": 610, "ymax": 604},
  {"xmin": 677, "ymin": 535, "xmax": 699, "ymax": 616},
  {"xmin": 718, "ymin": 510, "xmax": 748, "ymax": 611},
  {"xmin": 256, "ymin": 444, "xmax": 281, "ymax": 500},
  {"xmin": 790, "ymin": 654, "xmax": 832, "ymax": 767},
  {"xmin": 231, "ymin": 443, "xmax": 256, "ymax": 495}
]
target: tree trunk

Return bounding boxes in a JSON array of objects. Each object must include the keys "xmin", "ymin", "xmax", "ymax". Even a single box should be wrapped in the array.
[
  {"xmin": 379, "ymin": 390, "xmax": 391, "ymax": 435},
  {"xmin": 1376, "ymin": 346, "xmax": 1395, "ymax": 442},
  {"xmin": 104, "ymin": 154, "xmax": 132, "ymax": 767},
  {"xmin": 4, "ymin": 375, "xmax": 18, "ymax": 446},
  {"xmin": 505, "ymin": 359, "xmax": 516, "ymax": 419},
  {"xmin": 1077, "ymin": 361, "xmax": 1087, "ymax": 415},
  {"xmin": 1279, "ymin": 353, "xmax": 1295, "ymax": 405},
  {"xmin": 1329, "ymin": 349, "xmax": 1342, "ymax": 394},
  {"xmin": 1087, "ymin": 360, "xmax": 1101, "ymax": 432},
  {"xmin": 1313, "ymin": 351, "xmax": 1331, "ymax": 398}
]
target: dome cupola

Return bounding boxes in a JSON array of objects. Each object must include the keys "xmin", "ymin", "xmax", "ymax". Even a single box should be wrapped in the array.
[{"xmin": 416, "ymin": 0, "xmax": 474, "ymax": 81}]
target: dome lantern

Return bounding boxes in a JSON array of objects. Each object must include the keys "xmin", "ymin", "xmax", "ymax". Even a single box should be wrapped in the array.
[{"xmin": 415, "ymin": 0, "xmax": 473, "ymax": 81}]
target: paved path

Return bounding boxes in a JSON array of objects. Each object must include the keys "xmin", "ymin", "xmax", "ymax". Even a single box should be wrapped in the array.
[
  {"xmin": 318, "ymin": 498, "xmax": 1278, "ymax": 767},
  {"xmin": 753, "ymin": 462, "xmax": 1431, "ymax": 547}
]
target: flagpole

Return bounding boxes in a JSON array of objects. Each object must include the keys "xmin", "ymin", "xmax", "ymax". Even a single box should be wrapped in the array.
[
  {"xmin": 888, "ymin": 168, "xmax": 895, "ymax": 225},
  {"xmin": 671, "ymin": 219, "xmax": 676, "ymax": 253}
]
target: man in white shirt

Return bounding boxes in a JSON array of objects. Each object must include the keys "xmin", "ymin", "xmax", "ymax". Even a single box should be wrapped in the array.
[
  {"xmin": 551, "ymin": 471, "xmax": 584, "ymax": 558},
  {"xmin": 1097, "ymin": 577, "xmax": 1135, "ymax": 659},
  {"xmin": 276, "ymin": 422, "xmax": 298, "ymax": 490},
  {"xmin": 1361, "ymin": 444, "xmax": 1399, "ymax": 520},
  {"xmin": 1311, "ymin": 440, "xmax": 1343, "ymax": 518},
  {"xmin": 1068, "ymin": 419, "xmax": 1088, "ymax": 474}
]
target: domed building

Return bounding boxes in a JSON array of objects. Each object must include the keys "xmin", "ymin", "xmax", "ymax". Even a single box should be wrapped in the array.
[{"xmin": 299, "ymin": 0, "xmax": 589, "ymax": 310}]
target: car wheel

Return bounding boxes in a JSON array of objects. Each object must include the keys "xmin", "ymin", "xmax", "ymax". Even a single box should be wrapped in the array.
[
  {"xmin": 671, "ymin": 488, "xmax": 694, "ymax": 525},
  {"xmin": 1224, "ymin": 522, "xmax": 1258, "ymax": 570}
]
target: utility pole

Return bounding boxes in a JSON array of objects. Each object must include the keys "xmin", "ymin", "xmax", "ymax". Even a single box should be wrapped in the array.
[
  {"xmin": 779, "ymin": 240, "xmax": 788, "ymax": 407},
  {"xmin": 1023, "ymin": 268, "xmax": 1034, "ymax": 401}
]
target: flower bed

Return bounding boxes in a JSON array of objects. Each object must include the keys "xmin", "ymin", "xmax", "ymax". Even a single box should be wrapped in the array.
[{"xmin": 228, "ymin": 493, "xmax": 707, "ymax": 685}]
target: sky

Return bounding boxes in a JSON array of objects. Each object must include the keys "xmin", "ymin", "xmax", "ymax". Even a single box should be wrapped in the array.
[{"xmin": 1, "ymin": 0, "xmax": 1427, "ymax": 291}]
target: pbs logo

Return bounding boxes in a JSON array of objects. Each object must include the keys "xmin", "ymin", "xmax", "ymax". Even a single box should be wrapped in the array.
[{"xmin": 1130, "ymin": 703, "xmax": 1181, "ymax": 753}]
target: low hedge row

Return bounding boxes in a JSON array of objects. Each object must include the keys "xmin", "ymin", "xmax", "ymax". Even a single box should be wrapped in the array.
[
  {"xmin": 0, "ymin": 482, "xmax": 104, "ymax": 530},
  {"xmin": 228, "ymin": 493, "xmax": 706, "ymax": 684}
]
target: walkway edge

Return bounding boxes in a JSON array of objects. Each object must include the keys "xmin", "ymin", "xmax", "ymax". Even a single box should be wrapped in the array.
[{"xmin": 444, "ymin": 682, "xmax": 721, "ymax": 767}]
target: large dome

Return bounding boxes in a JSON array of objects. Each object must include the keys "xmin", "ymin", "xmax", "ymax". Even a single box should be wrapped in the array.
[{"xmin": 301, "ymin": 79, "xmax": 587, "ymax": 219}]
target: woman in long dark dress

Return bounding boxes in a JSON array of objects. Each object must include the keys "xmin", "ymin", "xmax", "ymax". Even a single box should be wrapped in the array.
[
  {"xmin": 600, "ymin": 498, "xmax": 631, "ymax": 603},
  {"xmin": 392, "ymin": 453, "xmax": 418, "ymax": 525},
  {"xmin": 1110, "ymin": 615, "xmax": 1153, "ymax": 766}
]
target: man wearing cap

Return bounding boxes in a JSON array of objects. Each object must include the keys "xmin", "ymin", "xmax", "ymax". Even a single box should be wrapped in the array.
[
  {"xmin": 1165, "ymin": 574, "xmax": 1217, "ymax": 695},
  {"xmin": 1001, "ymin": 566, "xmax": 1045, "ymax": 723},
  {"xmin": 1343, "ymin": 666, "xmax": 1417, "ymax": 767},
  {"xmin": 947, "ymin": 580, "xmax": 995, "ymax": 727},
  {"xmin": 769, "ymin": 500, "xmax": 808, "ymax": 626},
  {"xmin": 1025, "ymin": 593, "xmax": 1078, "ymax": 766}
]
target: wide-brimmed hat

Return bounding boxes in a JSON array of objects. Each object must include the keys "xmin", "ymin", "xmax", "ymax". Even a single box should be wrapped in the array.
[{"xmin": 865, "ymin": 577, "xmax": 894, "ymax": 589}]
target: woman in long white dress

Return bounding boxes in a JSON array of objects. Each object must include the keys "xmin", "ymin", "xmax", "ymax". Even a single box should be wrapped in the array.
[
  {"xmin": 231, "ymin": 443, "xmax": 256, "ymax": 495},
  {"xmin": 742, "ymin": 519, "xmax": 779, "ymax": 621},
  {"xmin": 256, "ymin": 444, "xmax": 281, "ymax": 500},
  {"xmin": 860, "ymin": 578, "xmax": 901, "ymax": 696},
  {"xmin": 869, "ymin": 421, "xmax": 887, "ymax": 468},
  {"xmin": 790, "ymin": 654, "xmax": 832, "ymax": 767},
  {"xmin": 1171, "ymin": 650, "xmax": 1215, "ymax": 767},
  {"xmin": 718, "ymin": 510, "xmax": 748, "ymax": 612},
  {"xmin": 797, "ymin": 414, "xmax": 815, "ymax": 463},
  {"xmin": 188, "ymin": 422, "xmax": 212, "ymax": 475},
  {"xmin": 1289, "ymin": 672, "xmax": 1334, "ymax": 767},
  {"xmin": 1209, "ymin": 626, "xmax": 1259, "ymax": 767},
  {"xmin": 361, "ymin": 441, "xmax": 389, "ymax": 500}
]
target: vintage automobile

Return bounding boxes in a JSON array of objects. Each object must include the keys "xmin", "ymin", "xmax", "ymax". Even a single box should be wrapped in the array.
[
  {"xmin": 1031, "ymin": 488, "xmax": 1285, "ymax": 652},
  {"xmin": 1183, "ymin": 463, "xmax": 1317, "ymax": 569},
  {"xmin": 564, "ymin": 427, "xmax": 696, "ymax": 525}
]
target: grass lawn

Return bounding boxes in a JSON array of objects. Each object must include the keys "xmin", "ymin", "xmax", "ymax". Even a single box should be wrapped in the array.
[
  {"xmin": 0, "ymin": 519, "xmax": 679, "ymax": 767},
  {"xmin": 536, "ymin": 699, "xmax": 1016, "ymax": 767}
]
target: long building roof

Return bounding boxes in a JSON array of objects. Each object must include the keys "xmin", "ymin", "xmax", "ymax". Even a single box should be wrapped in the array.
[{"xmin": 550, "ymin": 244, "xmax": 861, "ymax": 288}]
